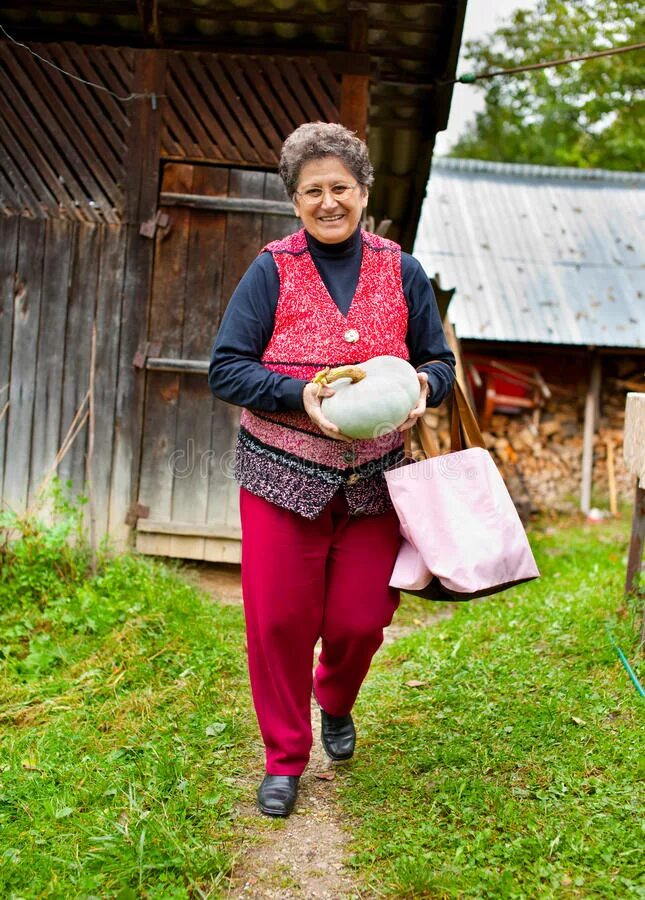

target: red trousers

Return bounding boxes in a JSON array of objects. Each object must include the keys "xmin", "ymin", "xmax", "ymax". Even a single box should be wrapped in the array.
[{"xmin": 240, "ymin": 487, "xmax": 401, "ymax": 775}]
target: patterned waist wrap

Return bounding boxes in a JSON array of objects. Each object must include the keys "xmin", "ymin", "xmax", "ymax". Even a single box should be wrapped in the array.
[{"xmin": 237, "ymin": 228, "xmax": 411, "ymax": 519}]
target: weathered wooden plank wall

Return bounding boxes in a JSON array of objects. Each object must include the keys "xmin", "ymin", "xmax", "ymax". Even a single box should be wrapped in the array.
[
  {"xmin": 0, "ymin": 39, "xmax": 340, "ymax": 554},
  {"xmin": 173, "ymin": 166, "xmax": 229, "ymax": 537},
  {"xmin": 136, "ymin": 164, "xmax": 299, "ymax": 558},
  {"xmin": 0, "ymin": 40, "xmax": 137, "ymax": 535},
  {"xmin": 137, "ymin": 163, "xmax": 192, "ymax": 537},
  {"xmin": 0, "ymin": 218, "xmax": 18, "ymax": 495},
  {"xmin": 4, "ymin": 219, "xmax": 46, "ymax": 512},
  {"xmin": 0, "ymin": 218, "xmax": 129, "ymax": 521},
  {"xmin": 92, "ymin": 226, "xmax": 128, "ymax": 539},
  {"xmin": 30, "ymin": 220, "xmax": 73, "ymax": 497},
  {"xmin": 59, "ymin": 225, "xmax": 100, "ymax": 488},
  {"xmin": 0, "ymin": 42, "xmax": 131, "ymax": 222}
]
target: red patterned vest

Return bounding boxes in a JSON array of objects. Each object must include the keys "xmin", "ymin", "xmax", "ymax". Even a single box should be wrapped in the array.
[{"xmin": 236, "ymin": 228, "xmax": 410, "ymax": 518}]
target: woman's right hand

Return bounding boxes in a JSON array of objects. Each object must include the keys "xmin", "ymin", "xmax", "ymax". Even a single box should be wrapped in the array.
[{"xmin": 302, "ymin": 383, "xmax": 353, "ymax": 442}]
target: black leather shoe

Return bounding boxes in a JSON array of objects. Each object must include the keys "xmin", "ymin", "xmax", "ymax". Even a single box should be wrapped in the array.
[
  {"xmin": 319, "ymin": 707, "xmax": 356, "ymax": 761},
  {"xmin": 257, "ymin": 775, "xmax": 299, "ymax": 817}
]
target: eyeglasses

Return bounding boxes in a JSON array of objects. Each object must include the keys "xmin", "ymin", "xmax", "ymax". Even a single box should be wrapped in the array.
[{"xmin": 294, "ymin": 183, "xmax": 360, "ymax": 206}]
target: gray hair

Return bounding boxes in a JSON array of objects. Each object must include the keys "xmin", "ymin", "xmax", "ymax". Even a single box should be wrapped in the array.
[{"xmin": 279, "ymin": 122, "xmax": 374, "ymax": 198}]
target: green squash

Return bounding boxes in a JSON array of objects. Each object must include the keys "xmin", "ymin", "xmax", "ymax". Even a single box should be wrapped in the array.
[{"xmin": 313, "ymin": 355, "xmax": 420, "ymax": 440}]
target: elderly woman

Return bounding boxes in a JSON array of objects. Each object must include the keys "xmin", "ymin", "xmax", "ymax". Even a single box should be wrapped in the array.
[{"xmin": 209, "ymin": 122, "xmax": 455, "ymax": 817}]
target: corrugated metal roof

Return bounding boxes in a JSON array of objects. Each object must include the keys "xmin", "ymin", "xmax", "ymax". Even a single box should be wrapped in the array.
[{"xmin": 414, "ymin": 157, "xmax": 645, "ymax": 348}]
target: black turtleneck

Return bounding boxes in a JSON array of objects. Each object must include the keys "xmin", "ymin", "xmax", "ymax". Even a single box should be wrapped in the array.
[
  {"xmin": 305, "ymin": 227, "xmax": 363, "ymax": 316},
  {"xmin": 209, "ymin": 227, "xmax": 455, "ymax": 412}
]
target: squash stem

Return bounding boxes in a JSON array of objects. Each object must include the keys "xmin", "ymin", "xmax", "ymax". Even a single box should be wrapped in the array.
[{"xmin": 312, "ymin": 365, "xmax": 366, "ymax": 386}]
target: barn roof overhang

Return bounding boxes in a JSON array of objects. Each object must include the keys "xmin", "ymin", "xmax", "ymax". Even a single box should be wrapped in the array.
[{"xmin": 0, "ymin": 0, "xmax": 467, "ymax": 249}]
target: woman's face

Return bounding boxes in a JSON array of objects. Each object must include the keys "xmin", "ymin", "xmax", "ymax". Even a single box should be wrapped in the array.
[{"xmin": 292, "ymin": 156, "xmax": 369, "ymax": 244}]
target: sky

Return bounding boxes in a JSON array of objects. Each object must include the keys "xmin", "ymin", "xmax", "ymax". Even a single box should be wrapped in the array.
[{"xmin": 434, "ymin": 0, "xmax": 536, "ymax": 155}]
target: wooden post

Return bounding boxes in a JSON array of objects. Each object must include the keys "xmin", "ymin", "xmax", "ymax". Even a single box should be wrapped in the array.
[
  {"xmin": 443, "ymin": 317, "xmax": 474, "ymax": 408},
  {"xmin": 340, "ymin": 1, "xmax": 369, "ymax": 139},
  {"xmin": 623, "ymin": 394, "xmax": 645, "ymax": 643},
  {"xmin": 580, "ymin": 354, "xmax": 601, "ymax": 514},
  {"xmin": 109, "ymin": 49, "xmax": 166, "ymax": 547},
  {"xmin": 605, "ymin": 438, "xmax": 618, "ymax": 517},
  {"xmin": 340, "ymin": 76, "xmax": 369, "ymax": 139},
  {"xmin": 87, "ymin": 321, "xmax": 97, "ymax": 570},
  {"xmin": 625, "ymin": 483, "xmax": 645, "ymax": 588}
]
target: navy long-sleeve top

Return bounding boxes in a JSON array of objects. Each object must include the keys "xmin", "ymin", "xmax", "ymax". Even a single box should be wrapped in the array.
[{"xmin": 209, "ymin": 227, "xmax": 455, "ymax": 410}]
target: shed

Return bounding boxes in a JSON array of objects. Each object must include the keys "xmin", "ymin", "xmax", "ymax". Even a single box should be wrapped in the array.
[
  {"xmin": 0, "ymin": 1, "xmax": 467, "ymax": 559},
  {"xmin": 414, "ymin": 157, "xmax": 645, "ymax": 513},
  {"xmin": 414, "ymin": 157, "xmax": 645, "ymax": 350}
]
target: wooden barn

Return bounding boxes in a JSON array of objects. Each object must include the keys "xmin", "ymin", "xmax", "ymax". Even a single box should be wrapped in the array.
[{"xmin": 0, "ymin": 1, "xmax": 467, "ymax": 560}]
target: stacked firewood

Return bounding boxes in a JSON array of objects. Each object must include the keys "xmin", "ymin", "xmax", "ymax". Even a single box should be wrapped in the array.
[{"xmin": 427, "ymin": 384, "xmax": 637, "ymax": 516}]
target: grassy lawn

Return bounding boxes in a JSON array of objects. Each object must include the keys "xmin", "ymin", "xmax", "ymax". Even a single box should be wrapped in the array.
[
  {"xmin": 1, "ymin": 494, "xmax": 643, "ymax": 899},
  {"xmin": 343, "ymin": 515, "xmax": 644, "ymax": 898},
  {"xmin": 0, "ymin": 501, "xmax": 253, "ymax": 898}
]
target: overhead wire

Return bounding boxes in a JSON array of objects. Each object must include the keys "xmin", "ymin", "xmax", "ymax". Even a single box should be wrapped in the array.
[
  {"xmin": 449, "ymin": 41, "xmax": 645, "ymax": 85},
  {"xmin": 0, "ymin": 23, "xmax": 162, "ymax": 103}
]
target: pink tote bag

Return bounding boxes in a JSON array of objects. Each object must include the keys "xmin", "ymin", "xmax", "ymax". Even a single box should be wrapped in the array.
[{"xmin": 385, "ymin": 381, "xmax": 539, "ymax": 601}]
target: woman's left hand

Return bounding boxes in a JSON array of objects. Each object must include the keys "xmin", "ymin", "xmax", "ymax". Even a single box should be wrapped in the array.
[{"xmin": 398, "ymin": 372, "xmax": 429, "ymax": 432}]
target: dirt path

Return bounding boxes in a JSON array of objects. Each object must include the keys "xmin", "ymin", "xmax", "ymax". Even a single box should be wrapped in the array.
[
  {"xmin": 224, "ymin": 696, "xmax": 361, "ymax": 900},
  {"xmin": 191, "ymin": 563, "xmax": 450, "ymax": 899}
]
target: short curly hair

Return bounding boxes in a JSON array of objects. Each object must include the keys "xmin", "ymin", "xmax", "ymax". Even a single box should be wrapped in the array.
[{"xmin": 279, "ymin": 122, "xmax": 374, "ymax": 198}]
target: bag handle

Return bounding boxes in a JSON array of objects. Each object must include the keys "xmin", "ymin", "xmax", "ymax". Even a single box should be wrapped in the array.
[
  {"xmin": 406, "ymin": 360, "xmax": 485, "ymax": 460},
  {"xmin": 451, "ymin": 380, "xmax": 486, "ymax": 450},
  {"xmin": 403, "ymin": 415, "xmax": 440, "ymax": 459}
]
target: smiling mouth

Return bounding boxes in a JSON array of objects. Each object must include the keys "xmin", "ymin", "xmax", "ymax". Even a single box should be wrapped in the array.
[{"xmin": 318, "ymin": 214, "xmax": 344, "ymax": 222}]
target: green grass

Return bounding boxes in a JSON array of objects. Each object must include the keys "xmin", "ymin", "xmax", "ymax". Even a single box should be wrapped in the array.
[
  {"xmin": 2, "ymin": 494, "xmax": 644, "ymax": 899},
  {"xmin": 343, "ymin": 516, "xmax": 645, "ymax": 898},
  {"xmin": 0, "ymin": 500, "xmax": 253, "ymax": 898}
]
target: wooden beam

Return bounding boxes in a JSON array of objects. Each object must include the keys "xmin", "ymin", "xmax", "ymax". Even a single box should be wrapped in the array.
[
  {"xmin": 625, "ymin": 484, "xmax": 644, "ymax": 595},
  {"xmin": 623, "ymin": 393, "xmax": 645, "ymax": 641},
  {"xmin": 110, "ymin": 49, "xmax": 166, "ymax": 546},
  {"xmin": 327, "ymin": 52, "xmax": 370, "ymax": 76},
  {"xmin": 443, "ymin": 317, "xmax": 474, "ymax": 409},
  {"xmin": 339, "ymin": 76, "xmax": 368, "ymax": 137},
  {"xmin": 137, "ymin": 0, "xmax": 162, "ymax": 46},
  {"xmin": 430, "ymin": 273, "xmax": 456, "ymax": 320},
  {"xmin": 432, "ymin": 0, "xmax": 468, "ymax": 131},
  {"xmin": 137, "ymin": 518, "xmax": 241, "ymax": 539},
  {"xmin": 580, "ymin": 354, "xmax": 601, "ymax": 515},
  {"xmin": 162, "ymin": 5, "xmax": 340, "ymax": 27},
  {"xmin": 160, "ymin": 192, "xmax": 294, "ymax": 216},
  {"xmin": 145, "ymin": 357, "xmax": 208, "ymax": 374},
  {"xmin": 136, "ymin": 531, "xmax": 241, "ymax": 563},
  {"xmin": 340, "ymin": 0, "xmax": 369, "ymax": 138}
]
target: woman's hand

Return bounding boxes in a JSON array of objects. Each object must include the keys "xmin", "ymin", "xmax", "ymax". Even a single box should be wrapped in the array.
[
  {"xmin": 303, "ymin": 383, "xmax": 353, "ymax": 442},
  {"xmin": 398, "ymin": 372, "xmax": 429, "ymax": 432}
]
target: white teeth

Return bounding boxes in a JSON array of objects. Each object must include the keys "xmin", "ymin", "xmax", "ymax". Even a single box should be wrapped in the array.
[{"xmin": 320, "ymin": 215, "xmax": 343, "ymax": 221}]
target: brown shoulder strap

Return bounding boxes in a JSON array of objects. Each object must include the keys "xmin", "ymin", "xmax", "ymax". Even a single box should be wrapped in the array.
[
  {"xmin": 453, "ymin": 380, "xmax": 485, "ymax": 449},
  {"xmin": 411, "ymin": 361, "xmax": 485, "ymax": 458}
]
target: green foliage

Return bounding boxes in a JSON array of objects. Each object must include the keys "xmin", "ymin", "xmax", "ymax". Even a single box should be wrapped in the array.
[
  {"xmin": 341, "ymin": 516, "xmax": 644, "ymax": 897},
  {"xmin": 0, "ymin": 498, "xmax": 253, "ymax": 897},
  {"xmin": 451, "ymin": 0, "xmax": 645, "ymax": 170},
  {"xmin": 0, "ymin": 480, "xmax": 92, "ymax": 609}
]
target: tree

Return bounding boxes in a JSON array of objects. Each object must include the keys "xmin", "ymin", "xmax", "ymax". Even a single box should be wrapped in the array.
[{"xmin": 449, "ymin": 0, "xmax": 644, "ymax": 170}]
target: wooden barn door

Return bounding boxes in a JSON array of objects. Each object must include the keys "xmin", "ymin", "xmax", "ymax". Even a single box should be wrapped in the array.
[{"xmin": 135, "ymin": 162, "xmax": 297, "ymax": 561}]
